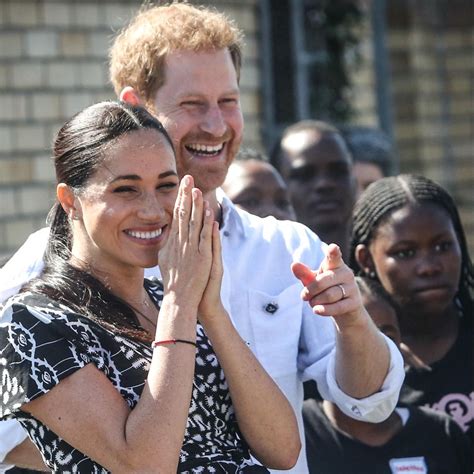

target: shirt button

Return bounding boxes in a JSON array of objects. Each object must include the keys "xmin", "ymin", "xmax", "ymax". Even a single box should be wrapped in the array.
[
  {"xmin": 264, "ymin": 302, "xmax": 279, "ymax": 314},
  {"xmin": 223, "ymin": 231, "xmax": 230, "ymax": 237}
]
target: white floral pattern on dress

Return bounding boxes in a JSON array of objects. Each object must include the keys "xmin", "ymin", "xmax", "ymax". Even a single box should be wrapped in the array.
[{"xmin": 0, "ymin": 278, "xmax": 267, "ymax": 473}]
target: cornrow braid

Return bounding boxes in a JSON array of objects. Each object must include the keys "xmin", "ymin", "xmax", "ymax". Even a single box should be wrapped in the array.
[{"xmin": 350, "ymin": 174, "xmax": 473, "ymax": 316}]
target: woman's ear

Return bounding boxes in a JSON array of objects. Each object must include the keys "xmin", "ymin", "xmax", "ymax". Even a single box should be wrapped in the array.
[
  {"xmin": 120, "ymin": 86, "xmax": 143, "ymax": 106},
  {"xmin": 57, "ymin": 183, "xmax": 81, "ymax": 220},
  {"xmin": 355, "ymin": 244, "xmax": 375, "ymax": 276}
]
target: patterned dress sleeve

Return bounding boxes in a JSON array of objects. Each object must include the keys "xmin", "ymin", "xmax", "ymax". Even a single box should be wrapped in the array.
[{"xmin": 0, "ymin": 293, "xmax": 98, "ymax": 420}]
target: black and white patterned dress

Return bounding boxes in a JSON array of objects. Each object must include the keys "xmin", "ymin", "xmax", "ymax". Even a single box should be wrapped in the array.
[{"xmin": 0, "ymin": 278, "xmax": 268, "ymax": 473}]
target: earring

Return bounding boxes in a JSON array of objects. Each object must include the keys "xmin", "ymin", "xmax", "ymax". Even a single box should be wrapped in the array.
[
  {"xmin": 69, "ymin": 210, "xmax": 80, "ymax": 221},
  {"xmin": 366, "ymin": 269, "xmax": 376, "ymax": 279}
]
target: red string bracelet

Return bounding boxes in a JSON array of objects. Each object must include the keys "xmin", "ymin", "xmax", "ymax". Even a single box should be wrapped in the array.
[{"xmin": 151, "ymin": 339, "xmax": 197, "ymax": 349}]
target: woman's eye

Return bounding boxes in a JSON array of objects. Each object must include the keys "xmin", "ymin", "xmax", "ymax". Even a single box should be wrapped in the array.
[
  {"xmin": 435, "ymin": 241, "xmax": 452, "ymax": 252},
  {"xmin": 394, "ymin": 249, "xmax": 414, "ymax": 259},
  {"xmin": 157, "ymin": 182, "xmax": 178, "ymax": 191},
  {"xmin": 113, "ymin": 186, "xmax": 136, "ymax": 193}
]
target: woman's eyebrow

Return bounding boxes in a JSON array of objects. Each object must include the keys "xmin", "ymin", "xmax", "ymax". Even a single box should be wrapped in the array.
[{"xmin": 110, "ymin": 170, "xmax": 178, "ymax": 183}]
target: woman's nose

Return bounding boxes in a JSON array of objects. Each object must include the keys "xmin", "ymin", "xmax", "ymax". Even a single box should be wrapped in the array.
[
  {"xmin": 137, "ymin": 193, "xmax": 165, "ymax": 220},
  {"xmin": 416, "ymin": 251, "xmax": 443, "ymax": 276}
]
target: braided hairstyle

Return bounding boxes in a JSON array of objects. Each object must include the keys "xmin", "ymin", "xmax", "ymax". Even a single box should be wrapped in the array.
[
  {"xmin": 24, "ymin": 101, "xmax": 174, "ymax": 343},
  {"xmin": 350, "ymin": 174, "xmax": 473, "ymax": 316}
]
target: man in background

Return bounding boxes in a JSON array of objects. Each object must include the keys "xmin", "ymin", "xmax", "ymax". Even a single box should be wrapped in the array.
[{"xmin": 271, "ymin": 121, "xmax": 356, "ymax": 260}]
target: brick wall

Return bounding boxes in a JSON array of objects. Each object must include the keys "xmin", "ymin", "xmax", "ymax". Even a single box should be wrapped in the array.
[
  {"xmin": 0, "ymin": 0, "xmax": 472, "ymax": 259},
  {"xmin": 349, "ymin": 2, "xmax": 473, "ymax": 254},
  {"xmin": 0, "ymin": 0, "xmax": 260, "ymax": 259},
  {"xmin": 387, "ymin": 2, "xmax": 473, "ymax": 254}
]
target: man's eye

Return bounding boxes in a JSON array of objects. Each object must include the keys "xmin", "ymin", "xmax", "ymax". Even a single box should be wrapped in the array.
[
  {"xmin": 182, "ymin": 101, "xmax": 202, "ymax": 107},
  {"xmin": 289, "ymin": 169, "xmax": 312, "ymax": 182},
  {"xmin": 220, "ymin": 98, "xmax": 238, "ymax": 105},
  {"xmin": 276, "ymin": 199, "xmax": 292, "ymax": 209},
  {"xmin": 330, "ymin": 166, "xmax": 350, "ymax": 178}
]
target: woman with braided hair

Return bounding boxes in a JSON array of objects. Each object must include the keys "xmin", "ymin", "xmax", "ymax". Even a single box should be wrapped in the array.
[{"xmin": 349, "ymin": 174, "xmax": 473, "ymax": 443}]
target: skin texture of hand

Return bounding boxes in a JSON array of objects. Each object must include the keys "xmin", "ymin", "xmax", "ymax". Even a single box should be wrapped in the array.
[
  {"xmin": 292, "ymin": 244, "xmax": 365, "ymax": 327},
  {"xmin": 198, "ymin": 220, "xmax": 226, "ymax": 323},
  {"xmin": 158, "ymin": 175, "xmax": 214, "ymax": 311},
  {"xmin": 292, "ymin": 244, "xmax": 391, "ymax": 400}
]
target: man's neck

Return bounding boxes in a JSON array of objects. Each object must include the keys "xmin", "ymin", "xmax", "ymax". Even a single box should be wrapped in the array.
[
  {"xmin": 203, "ymin": 189, "xmax": 222, "ymax": 225},
  {"xmin": 315, "ymin": 226, "xmax": 350, "ymax": 261}
]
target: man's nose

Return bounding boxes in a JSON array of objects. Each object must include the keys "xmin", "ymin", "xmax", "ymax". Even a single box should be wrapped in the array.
[
  {"xmin": 312, "ymin": 172, "xmax": 336, "ymax": 191},
  {"xmin": 200, "ymin": 105, "xmax": 226, "ymax": 137}
]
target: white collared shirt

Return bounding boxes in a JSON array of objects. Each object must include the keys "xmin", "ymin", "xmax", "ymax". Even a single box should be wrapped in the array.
[
  {"xmin": 0, "ymin": 190, "xmax": 404, "ymax": 473},
  {"xmin": 197, "ymin": 191, "xmax": 403, "ymax": 473}
]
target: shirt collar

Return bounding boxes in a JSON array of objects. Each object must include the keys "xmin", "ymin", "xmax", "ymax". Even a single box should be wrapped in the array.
[{"xmin": 217, "ymin": 187, "xmax": 248, "ymax": 238}]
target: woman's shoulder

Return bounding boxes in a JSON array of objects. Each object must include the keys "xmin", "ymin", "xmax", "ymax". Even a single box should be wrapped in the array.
[
  {"xmin": 1, "ymin": 291, "xmax": 69, "ymax": 322},
  {"xmin": 0, "ymin": 291, "xmax": 105, "ymax": 346}
]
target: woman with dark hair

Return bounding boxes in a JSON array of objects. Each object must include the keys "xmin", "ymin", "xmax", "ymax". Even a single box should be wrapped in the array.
[
  {"xmin": 0, "ymin": 101, "xmax": 300, "ymax": 473},
  {"xmin": 349, "ymin": 174, "xmax": 473, "ymax": 440}
]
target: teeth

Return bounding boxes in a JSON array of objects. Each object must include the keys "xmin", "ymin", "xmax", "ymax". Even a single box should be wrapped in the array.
[
  {"xmin": 187, "ymin": 143, "xmax": 224, "ymax": 154},
  {"xmin": 127, "ymin": 229, "xmax": 162, "ymax": 239}
]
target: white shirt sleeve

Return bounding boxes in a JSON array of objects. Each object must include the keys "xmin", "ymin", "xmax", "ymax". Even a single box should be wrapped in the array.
[
  {"xmin": 0, "ymin": 419, "xmax": 28, "ymax": 471},
  {"xmin": 0, "ymin": 228, "xmax": 49, "ymax": 465},
  {"xmin": 296, "ymin": 227, "xmax": 405, "ymax": 423},
  {"xmin": 0, "ymin": 227, "xmax": 48, "ymax": 304},
  {"xmin": 322, "ymin": 335, "xmax": 405, "ymax": 422}
]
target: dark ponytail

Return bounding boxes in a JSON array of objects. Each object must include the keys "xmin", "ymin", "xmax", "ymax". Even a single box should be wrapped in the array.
[{"xmin": 24, "ymin": 101, "xmax": 174, "ymax": 343}]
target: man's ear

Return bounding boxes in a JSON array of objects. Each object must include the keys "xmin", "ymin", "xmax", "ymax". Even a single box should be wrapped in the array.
[
  {"xmin": 120, "ymin": 86, "xmax": 143, "ymax": 106},
  {"xmin": 355, "ymin": 244, "xmax": 375, "ymax": 275},
  {"xmin": 57, "ymin": 183, "xmax": 81, "ymax": 220}
]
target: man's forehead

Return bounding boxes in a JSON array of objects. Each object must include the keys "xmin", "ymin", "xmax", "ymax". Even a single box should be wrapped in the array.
[
  {"xmin": 165, "ymin": 48, "xmax": 234, "ymax": 72},
  {"xmin": 282, "ymin": 132, "xmax": 350, "ymax": 162},
  {"xmin": 156, "ymin": 48, "xmax": 240, "ymax": 100},
  {"xmin": 281, "ymin": 129, "xmax": 322, "ymax": 153}
]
